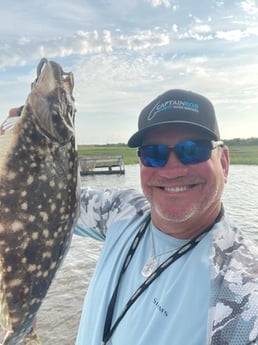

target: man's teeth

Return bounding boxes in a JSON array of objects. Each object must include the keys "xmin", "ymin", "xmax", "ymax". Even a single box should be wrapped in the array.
[{"xmin": 163, "ymin": 186, "xmax": 189, "ymax": 192}]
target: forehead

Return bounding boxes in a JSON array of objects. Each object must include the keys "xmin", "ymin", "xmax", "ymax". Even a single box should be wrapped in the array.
[{"xmin": 142, "ymin": 124, "xmax": 211, "ymax": 144}]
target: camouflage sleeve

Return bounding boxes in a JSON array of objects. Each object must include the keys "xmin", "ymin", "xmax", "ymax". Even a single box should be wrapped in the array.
[
  {"xmin": 208, "ymin": 217, "xmax": 258, "ymax": 344},
  {"xmin": 74, "ymin": 187, "xmax": 149, "ymax": 240}
]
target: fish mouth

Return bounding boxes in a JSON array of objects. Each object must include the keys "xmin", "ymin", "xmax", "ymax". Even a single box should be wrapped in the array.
[
  {"xmin": 27, "ymin": 58, "xmax": 76, "ymax": 144},
  {"xmin": 31, "ymin": 58, "xmax": 74, "ymax": 95}
]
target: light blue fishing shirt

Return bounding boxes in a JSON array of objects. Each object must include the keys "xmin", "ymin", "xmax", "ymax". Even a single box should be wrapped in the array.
[{"xmin": 75, "ymin": 188, "xmax": 258, "ymax": 345}]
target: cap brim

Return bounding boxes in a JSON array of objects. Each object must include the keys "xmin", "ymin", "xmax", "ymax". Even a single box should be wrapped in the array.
[{"xmin": 128, "ymin": 121, "xmax": 218, "ymax": 147}]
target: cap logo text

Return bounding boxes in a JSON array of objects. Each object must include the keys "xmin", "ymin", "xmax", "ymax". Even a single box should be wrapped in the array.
[{"xmin": 148, "ymin": 99, "xmax": 199, "ymax": 120}]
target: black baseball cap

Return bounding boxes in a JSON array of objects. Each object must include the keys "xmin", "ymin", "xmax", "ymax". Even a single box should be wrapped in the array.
[{"xmin": 128, "ymin": 89, "xmax": 220, "ymax": 147}]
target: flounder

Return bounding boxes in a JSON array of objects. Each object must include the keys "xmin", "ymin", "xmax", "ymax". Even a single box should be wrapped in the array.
[{"xmin": 0, "ymin": 58, "xmax": 79, "ymax": 344}]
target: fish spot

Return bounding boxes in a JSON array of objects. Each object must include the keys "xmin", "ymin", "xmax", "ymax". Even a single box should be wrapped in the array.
[
  {"xmin": 43, "ymin": 271, "xmax": 50, "ymax": 278},
  {"xmin": 46, "ymin": 239, "xmax": 54, "ymax": 246},
  {"xmin": 8, "ymin": 278, "xmax": 22, "ymax": 288},
  {"xmin": 39, "ymin": 174, "xmax": 48, "ymax": 181},
  {"xmin": 50, "ymin": 203, "xmax": 57, "ymax": 212},
  {"xmin": 42, "ymin": 229, "xmax": 49, "ymax": 238},
  {"xmin": 31, "ymin": 232, "xmax": 39, "ymax": 240},
  {"xmin": 21, "ymin": 202, "xmax": 28, "ymax": 210},
  {"xmin": 50, "ymin": 262, "xmax": 57, "ymax": 270},
  {"xmin": 7, "ymin": 171, "xmax": 16, "ymax": 180},
  {"xmin": 61, "ymin": 214, "xmax": 69, "ymax": 221},
  {"xmin": 58, "ymin": 182, "xmax": 64, "ymax": 189},
  {"xmin": 40, "ymin": 212, "xmax": 48, "ymax": 222},
  {"xmin": 24, "ymin": 287, "xmax": 29, "ymax": 294},
  {"xmin": 11, "ymin": 221, "xmax": 23, "ymax": 232},
  {"xmin": 27, "ymin": 175, "xmax": 34, "ymax": 185},
  {"xmin": 28, "ymin": 264, "xmax": 37, "ymax": 272},
  {"xmin": 28, "ymin": 215, "xmax": 36, "ymax": 222},
  {"xmin": 43, "ymin": 252, "xmax": 52, "ymax": 258}
]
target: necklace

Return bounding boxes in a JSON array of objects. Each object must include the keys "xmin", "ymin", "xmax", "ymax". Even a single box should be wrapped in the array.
[{"xmin": 141, "ymin": 226, "xmax": 180, "ymax": 277}]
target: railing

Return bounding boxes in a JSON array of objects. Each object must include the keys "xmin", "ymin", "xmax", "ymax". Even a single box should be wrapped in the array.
[{"xmin": 79, "ymin": 155, "xmax": 125, "ymax": 175}]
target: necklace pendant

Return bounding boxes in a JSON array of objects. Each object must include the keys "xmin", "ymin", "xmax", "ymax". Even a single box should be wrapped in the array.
[{"xmin": 141, "ymin": 257, "xmax": 157, "ymax": 277}]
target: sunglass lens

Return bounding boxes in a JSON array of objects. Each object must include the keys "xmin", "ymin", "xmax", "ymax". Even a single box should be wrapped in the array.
[
  {"xmin": 139, "ymin": 145, "xmax": 169, "ymax": 167},
  {"xmin": 138, "ymin": 141, "xmax": 213, "ymax": 167},
  {"xmin": 176, "ymin": 141, "xmax": 211, "ymax": 164}
]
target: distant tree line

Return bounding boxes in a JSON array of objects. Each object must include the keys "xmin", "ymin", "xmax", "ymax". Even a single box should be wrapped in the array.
[
  {"xmin": 81, "ymin": 138, "xmax": 258, "ymax": 147},
  {"xmin": 223, "ymin": 138, "xmax": 258, "ymax": 146}
]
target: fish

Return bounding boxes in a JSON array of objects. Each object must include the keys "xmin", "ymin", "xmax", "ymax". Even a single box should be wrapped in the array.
[{"xmin": 0, "ymin": 58, "xmax": 79, "ymax": 344}]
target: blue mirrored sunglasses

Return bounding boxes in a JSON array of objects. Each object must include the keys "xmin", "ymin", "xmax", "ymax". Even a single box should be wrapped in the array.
[{"xmin": 137, "ymin": 140, "xmax": 224, "ymax": 167}]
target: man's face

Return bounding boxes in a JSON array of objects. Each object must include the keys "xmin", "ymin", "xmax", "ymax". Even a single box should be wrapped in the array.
[{"xmin": 139, "ymin": 124, "xmax": 229, "ymax": 238}]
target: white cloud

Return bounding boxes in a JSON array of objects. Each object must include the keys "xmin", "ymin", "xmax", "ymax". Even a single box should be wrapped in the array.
[
  {"xmin": 216, "ymin": 26, "xmax": 258, "ymax": 41},
  {"xmin": 0, "ymin": 0, "xmax": 258, "ymax": 142},
  {"xmin": 240, "ymin": 0, "xmax": 258, "ymax": 15},
  {"xmin": 145, "ymin": 0, "xmax": 175, "ymax": 8},
  {"xmin": 0, "ymin": 28, "xmax": 173, "ymax": 70}
]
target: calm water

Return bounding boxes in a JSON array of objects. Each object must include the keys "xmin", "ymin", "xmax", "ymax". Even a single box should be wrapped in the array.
[{"xmin": 29, "ymin": 165, "xmax": 258, "ymax": 343}]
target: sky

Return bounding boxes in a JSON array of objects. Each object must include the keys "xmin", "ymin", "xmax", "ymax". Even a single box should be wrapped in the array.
[{"xmin": 0, "ymin": 0, "xmax": 257, "ymax": 144}]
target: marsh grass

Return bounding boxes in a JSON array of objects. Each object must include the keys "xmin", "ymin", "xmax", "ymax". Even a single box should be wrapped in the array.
[
  {"xmin": 78, "ymin": 145, "xmax": 137, "ymax": 165},
  {"xmin": 228, "ymin": 145, "xmax": 258, "ymax": 165},
  {"xmin": 78, "ymin": 144, "xmax": 258, "ymax": 165}
]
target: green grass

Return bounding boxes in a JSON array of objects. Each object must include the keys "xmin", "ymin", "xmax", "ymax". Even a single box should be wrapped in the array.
[
  {"xmin": 78, "ymin": 145, "xmax": 138, "ymax": 165},
  {"xmin": 78, "ymin": 144, "xmax": 258, "ymax": 165},
  {"xmin": 227, "ymin": 145, "xmax": 258, "ymax": 165}
]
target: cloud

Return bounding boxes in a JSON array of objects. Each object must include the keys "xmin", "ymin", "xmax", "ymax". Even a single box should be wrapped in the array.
[
  {"xmin": 0, "ymin": 27, "xmax": 172, "ymax": 70},
  {"xmin": 145, "ymin": 0, "xmax": 176, "ymax": 8},
  {"xmin": 0, "ymin": 0, "xmax": 258, "ymax": 142},
  {"xmin": 240, "ymin": 0, "xmax": 258, "ymax": 15}
]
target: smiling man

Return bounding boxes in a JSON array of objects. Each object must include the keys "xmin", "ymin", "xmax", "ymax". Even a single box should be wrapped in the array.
[{"xmin": 75, "ymin": 89, "xmax": 258, "ymax": 345}]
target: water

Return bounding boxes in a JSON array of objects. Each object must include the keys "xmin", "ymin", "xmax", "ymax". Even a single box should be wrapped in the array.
[
  {"xmin": 32, "ymin": 165, "xmax": 258, "ymax": 343},
  {"xmin": 223, "ymin": 165, "xmax": 258, "ymax": 240}
]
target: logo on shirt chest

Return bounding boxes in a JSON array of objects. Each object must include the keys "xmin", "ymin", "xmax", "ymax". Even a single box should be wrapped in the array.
[{"xmin": 153, "ymin": 297, "xmax": 168, "ymax": 317}]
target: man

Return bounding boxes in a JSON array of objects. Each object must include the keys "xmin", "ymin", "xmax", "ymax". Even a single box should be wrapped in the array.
[{"xmin": 75, "ymin": 89, "xmax": 258, "ymax": 344}]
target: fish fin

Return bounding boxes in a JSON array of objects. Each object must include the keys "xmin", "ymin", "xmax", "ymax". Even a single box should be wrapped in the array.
[
  {"xmin": 1, "ymin": 328, "xmax": 41, "ymax": 345},
  {"xmin": 0, "ymin": 259, "xmax": 12, "ymax": 331},
  {"xmin": 0, "ymin": 130, "xmax": 18, "ymax": 173},
  {"xmin": 24, "ymin": 329, "xmax": 41, "ymax": 345}
]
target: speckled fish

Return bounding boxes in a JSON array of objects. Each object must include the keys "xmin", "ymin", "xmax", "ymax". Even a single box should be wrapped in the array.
[{"xmin": 0, "ymin": 58, "xmax": 79, "ymax": 344}]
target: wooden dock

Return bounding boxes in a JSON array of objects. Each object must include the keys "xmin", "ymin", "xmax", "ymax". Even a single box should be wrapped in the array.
[{"xmin": 79, "ymin": 155, "xmax": 125, "ymax": 175}]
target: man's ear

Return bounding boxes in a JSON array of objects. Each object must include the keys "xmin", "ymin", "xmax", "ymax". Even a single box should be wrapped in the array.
[{"xmin": 220, "ymin": 146, "xmax": 230, "ymax": 183}]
